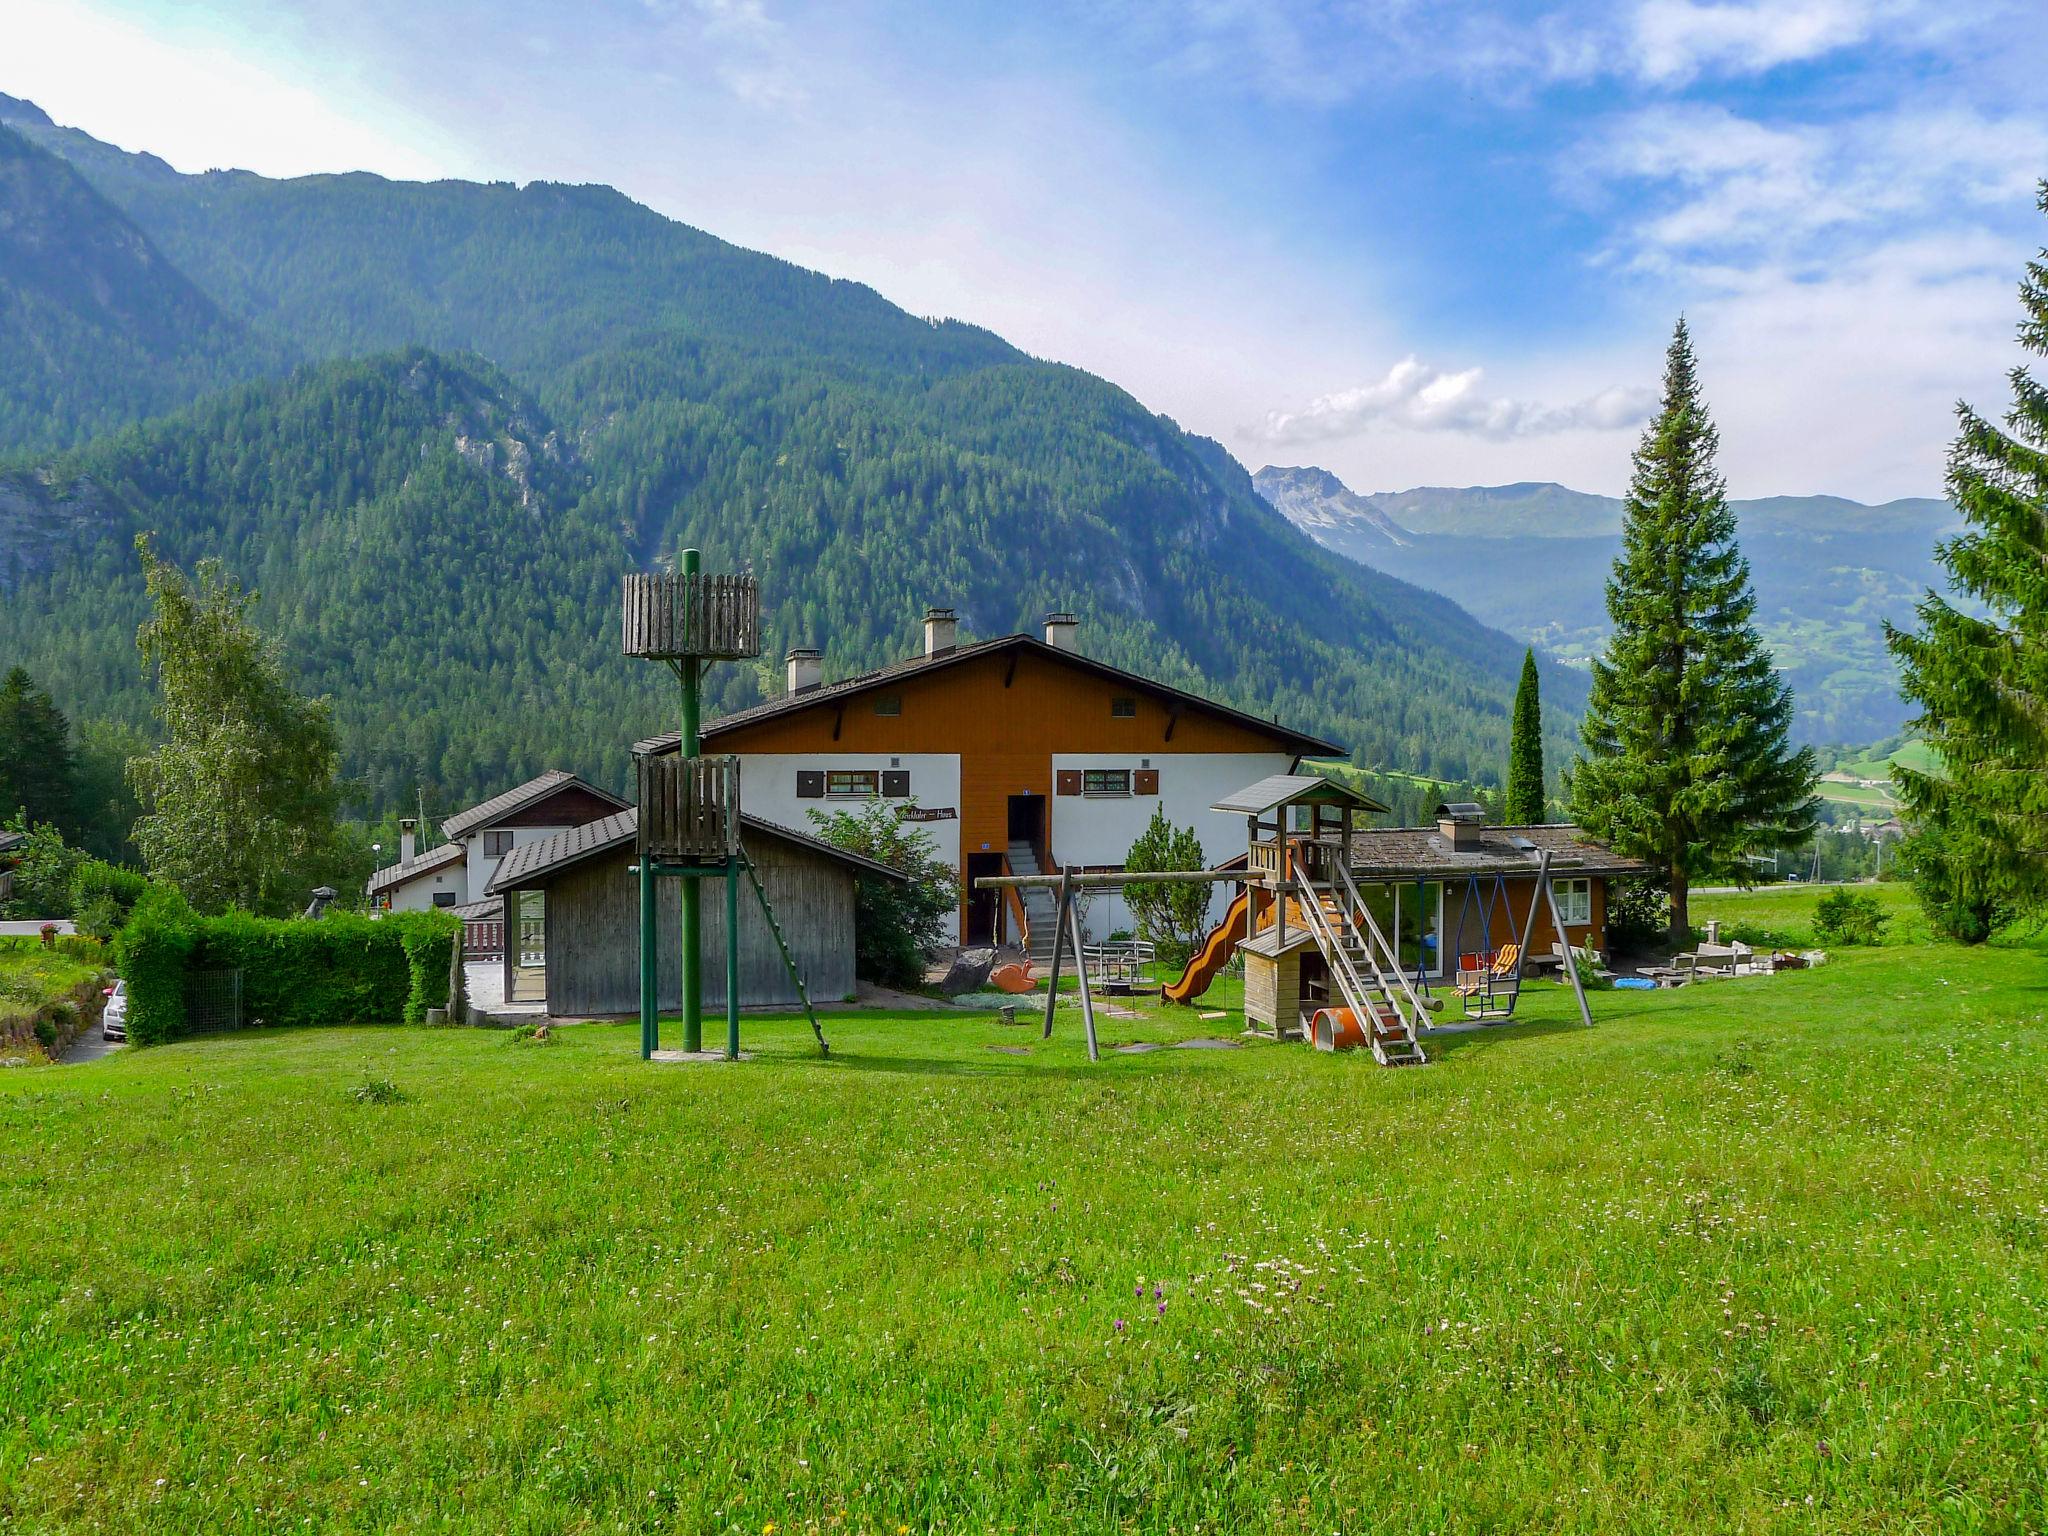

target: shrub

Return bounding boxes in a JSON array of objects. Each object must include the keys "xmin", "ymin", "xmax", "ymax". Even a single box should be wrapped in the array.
[
  {"xmin": 1898, "ymin": 821, "xmax": 2026, "ymax": 944},
  {"xmin": 70, "ymin": 860, "xmax": 153, "ymax": 940},
  {"xmin": 395, "ymin": 911, "xmax": 459, "ymax": 1024},
  {"xmin": 1605, "ymin": 876, "xmax": 1670, "ymax": 949},
  {"xmin": 1813, "ymin": 889, "xmax": 1890, "ymax": 946},
  {"xmin": 113, "ymin": 884, "xmax": 198, "ymax": 1045},
  {"xmin": 806, "ymin": 800, "xmax": 957, "ymax": 989}
]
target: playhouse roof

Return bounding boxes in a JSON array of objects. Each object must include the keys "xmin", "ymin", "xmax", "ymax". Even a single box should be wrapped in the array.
[
  {"xmin": 1211, "ymin": 773, "xmax": 1390, "ymax": 817},
  {"xmin": 486, "ymin": 806, "xmax": 907, "ymax": 894}
]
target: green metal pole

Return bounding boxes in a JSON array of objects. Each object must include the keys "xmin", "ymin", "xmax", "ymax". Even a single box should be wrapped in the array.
[
  {"xmin": 679, "ymin": 547, "xmax": 703, "ymax": 1054},
  {"xmin": 725, "ymin": 860, "xmax": 741, "ymax": 1060},
  {"xmin": 639, "ymin": 855, "xmax": 655, "ymax": 1059}
]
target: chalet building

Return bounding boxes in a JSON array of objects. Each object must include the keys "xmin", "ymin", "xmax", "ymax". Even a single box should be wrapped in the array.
[
  {"xmin": 365, "ymin": 769, "xmax": 629, "ymax": 912},
  {"xmin": 639, "ymin": 608, "xmax": 1341, "ymax": 949}
]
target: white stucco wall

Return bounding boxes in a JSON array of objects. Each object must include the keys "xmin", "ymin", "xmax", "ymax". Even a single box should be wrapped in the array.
[
  {"xmin": 463, "ymin": 826, "xmax": 576, "ymax": 897},
  {"xmin": 379, "ymin": 858, "xmax": 466, "ymax": 911},
  {"xmin": 1050, "ymin": 751, "xmax": 1291, "ymax": 937},
  {"xmin": 735, "ymin": 749, "xmax": 963, "ymax": 875}
]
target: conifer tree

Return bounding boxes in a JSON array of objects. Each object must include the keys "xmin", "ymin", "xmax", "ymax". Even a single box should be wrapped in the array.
[
  {"xmin": 1884, "ymin": 183, "xmax": 2048, "ymax": 923},
  {"xmin": 0, "ymin": 666, "xmax": 76, "ymax": 832},
  {"xmin": 1505, "ymin": 649, "xmax": 1545, "ymax": 823},
  {"xmin": 1570, "ymin": 320, "xmax": 1818, "ymax": 944}
]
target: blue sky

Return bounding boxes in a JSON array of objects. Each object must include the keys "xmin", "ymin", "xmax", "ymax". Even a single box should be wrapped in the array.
[{"xmin": 6, "ymin": 0, "xmax": 2045, "ymax": 500}]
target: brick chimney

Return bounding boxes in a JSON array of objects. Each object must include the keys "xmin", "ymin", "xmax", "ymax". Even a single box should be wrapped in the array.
[
  {"xmin": 399, "ymin": 818, "xmax": 418, "ymax": 866},
  {"xmin": 923, "ymin": 606, "xmax": 958, "ymax": 657},
  {"xmin": 1043, "ymin": 612, "xmax": 1079, "ymax": 652},
  {"xmin": 786, "ymin": 646, "xmax": 823, "ymax": 694}
]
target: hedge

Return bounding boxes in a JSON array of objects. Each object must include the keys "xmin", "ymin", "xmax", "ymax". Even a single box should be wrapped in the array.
[
  {"xmin": 112, "ymin": 895, "xmax": 460, "ymax": 1043},
  {"xmin": 70, "ymin": 860, "xmax": 154, "ymax": 941}
]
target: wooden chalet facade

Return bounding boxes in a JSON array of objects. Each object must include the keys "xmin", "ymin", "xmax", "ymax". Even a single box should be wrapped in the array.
[{"xmin": 638, "ymin": 610, "xmax": 1340, "ymax": 947}]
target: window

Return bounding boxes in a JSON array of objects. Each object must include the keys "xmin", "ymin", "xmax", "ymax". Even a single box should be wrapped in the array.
[
  {"xmin": 1110, "ymin": 697, "xmax": 1136, "ymax": 718},
  {"xmin": 1555, "ymin": 878, "xmax": 1591, "ymax": 926},
  {"xmin": 873, "ymin": 694, "xmax": 902, "ymax": 716},
  {"xmin": 482, "ymin": 829, "xmax": 514, "ymax": 857},
  {"xmin": 432, "ymin": 891, "xmax": 458, "ymax": 908},
  {"xmin": 827, "ymin": 770, "xmax": 879, "ymax": 799},
  {"xmin": 1082, "ymin": 768, "xmax": 1131, "ymax": 796}
]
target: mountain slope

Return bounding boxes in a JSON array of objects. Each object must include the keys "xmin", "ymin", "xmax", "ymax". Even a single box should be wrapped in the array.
[
  {"xmin": 0, "ymin": 118, "xmax": 261, "ymax": 450},
  {"xmin": 0, "ymin": 96, "xmax": 1584, "ymax": 809},
  {"xmin": 1256, "ymin": 465, "xmax": 1959, "ymax": 744}
]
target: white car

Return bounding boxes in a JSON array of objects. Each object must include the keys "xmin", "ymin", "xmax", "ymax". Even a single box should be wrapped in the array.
[{"xmin": 101, "ymin": 979, "xmax": 127, "ymax": 1042}]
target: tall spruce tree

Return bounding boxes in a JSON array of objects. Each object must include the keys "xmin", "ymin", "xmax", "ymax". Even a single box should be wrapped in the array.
[
  {"xmin": 1505, "ymin": 649, "xmax": 1545, "ymax": 823},
  {"xmin": 1570, "ymin": 320, "xmax": 1818, "ymax": 944},
  {"xmin": 1884, "ymin": 183, "xmax": 2048, "ymax": 923},
  {"xmin": 0, "ymin": 666, "xmax": 76, "ymax": 832}
]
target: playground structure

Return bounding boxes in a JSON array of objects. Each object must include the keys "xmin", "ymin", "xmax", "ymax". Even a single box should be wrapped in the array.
[
  {"xmin": 980, "ymin": 776, "xmax": 1601, "ymax": 1067},
  {"xmin": 623, "ymin": 557, "xmax": 827, "ymax": 1061}
]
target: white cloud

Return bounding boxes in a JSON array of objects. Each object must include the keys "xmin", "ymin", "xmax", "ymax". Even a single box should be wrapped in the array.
[
  {"xmin": 1629, "ymin": 0, "xmax": 1887, "ymax": 83},
  {"xmin": 1256, "ymin": 357, "xmax": 1658, "ymax": 444}
]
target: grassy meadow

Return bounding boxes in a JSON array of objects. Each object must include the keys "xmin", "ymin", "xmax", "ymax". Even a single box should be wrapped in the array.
[{"xmin": 3, "ymin": 889, "xmax": 2046, "ymax": 1533}]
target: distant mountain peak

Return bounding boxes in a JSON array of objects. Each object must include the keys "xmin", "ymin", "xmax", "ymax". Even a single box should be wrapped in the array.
[
  {"xmin": 0, "ymin": 93, "xmax": 54, "ymax": 129},
  {"xmin": 1252, "ymin": 464, "xmax": 1417, "ymax": 550}
]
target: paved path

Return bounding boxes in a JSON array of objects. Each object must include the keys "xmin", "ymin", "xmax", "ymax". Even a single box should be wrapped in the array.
[{"xmin": 60, "ymin": 1027, "xmax": 124, "ymax": 1065}]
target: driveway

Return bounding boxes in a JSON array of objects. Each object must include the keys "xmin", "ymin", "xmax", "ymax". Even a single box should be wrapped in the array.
[{"xmin": 61, "ymin": 1028, "xmax": 124, "ymax": 1065}]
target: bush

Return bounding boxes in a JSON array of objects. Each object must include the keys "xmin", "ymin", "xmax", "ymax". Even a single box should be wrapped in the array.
[
  {"xmin": 1813, "ymin": 889, "xmax": 1890, "ymax": 946},
  {"xmin": 1605, "ymin": 875, "xmax": 1670, "ymax": 949},
  {"xmin": 70, "ymin": 860, "xmax": 153, "ymax": 940},
  {"xmin": 805, "ymin": 801, "xmax": 958, "ymax": 989},
  {"xmin": 1898, "ymin": 821, "xmax": 2027, "ymax": 944},
  {"xmin": 112, "ymin": 884, "xmax": 198, "ymax": 1044}
]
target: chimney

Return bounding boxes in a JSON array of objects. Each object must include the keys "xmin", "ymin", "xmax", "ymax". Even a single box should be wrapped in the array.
[
  {"xmin": 1435, "ymin": 802, "xmax": 1484, "ymax": 851},
  {"xmin": 1043, "ymin": 612, "xmax": 1079, "ymax": 652},
  {"xmin": 923, "ymin": 606, "xmax": 958, "ymax": 657},
  {"xmin": 399, "ymin": 818, "xmax": 418, "ymax": 866},
  {"xmin": 786, "ymin": 646, "xmax": 823, "ymax": 694}
]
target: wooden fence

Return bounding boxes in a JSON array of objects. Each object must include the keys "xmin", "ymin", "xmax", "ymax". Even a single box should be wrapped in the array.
[
  {"xmin": 638, "ymin": 754, "xmax": 742, "ymax": 861},
  {"xmin": 462, "ymin": 917, "xmax": 504, "ymax": 961},
  {"xmin": 621, "ymin": 571, "xmax": 761, "ymax": 661}
]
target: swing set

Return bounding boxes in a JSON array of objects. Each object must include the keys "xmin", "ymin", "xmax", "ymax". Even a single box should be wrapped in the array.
[{"xmin": 1438, "ymin": 838, "xmax": 1593, "ymax": 1028}]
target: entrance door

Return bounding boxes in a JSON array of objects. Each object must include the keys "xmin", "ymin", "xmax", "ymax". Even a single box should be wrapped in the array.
[
  {"xmin": 965, "ymin": 852, "xmax": 1003, "ymax": 945},
  {"xmin": 1006, "ymin": 794, "xmax": 1043, "ymax": 852}
]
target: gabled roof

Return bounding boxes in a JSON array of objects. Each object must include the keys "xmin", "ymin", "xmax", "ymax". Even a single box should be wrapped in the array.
[
  {"xmin": 487, "ymin": 807, "xmax": 908, "ymax": 894},
  {"xmin": 441, "ymin": 770, "xmax": 630, "ymax": 840},
  {"xmin": 633, "ymin": 633, "xmax": 1344, "ymax": 757},
  {"xmin": 1212, "ymin": 773, "xmax": 1390, "ymax": 817},
  {"xmin": 364, "ymin": 839, "xmax": 465, "ymax": 896},
  {"xmin": 1341, "ymin": 824, "xmax": 1648, "ymax": 880}
]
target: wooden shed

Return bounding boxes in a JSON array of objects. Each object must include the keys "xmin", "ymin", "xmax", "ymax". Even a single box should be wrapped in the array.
[
  {"xmin": 1240, "ymin": 927, "xmax": 1323, "ymax": 1040},
  {"xmin": 485, "ymin": 808, "xmax": 902, "ymax": 1018}
]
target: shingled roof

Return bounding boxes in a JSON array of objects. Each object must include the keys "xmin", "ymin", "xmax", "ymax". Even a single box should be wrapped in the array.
[
  {"xmin": 441, "ymin": 770, "xmax": 629, "ymax": 840},
  {"xmin": 364, "ymin": 838, "xmax": 465, "ymax": 896},
  {"xmin": 486, "ymin": 807, "xmax": 907, "ymax": 894},
  {"xmin": 633, "ymin": 633, "xmax": 1343, "ymax": 758},
  {"xmin": 1340, "ymin": 824, "xmax": 1648, "ymax": 880}
]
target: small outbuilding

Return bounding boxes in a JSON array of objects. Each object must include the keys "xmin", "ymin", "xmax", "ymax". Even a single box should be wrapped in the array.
[{"xmin": 485, "ymin": 808, "xmax": 903, "ymax": 1018}]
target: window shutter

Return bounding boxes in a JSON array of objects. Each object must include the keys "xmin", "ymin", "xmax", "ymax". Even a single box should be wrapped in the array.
[
  {"xmin": 881, "ymin": 769, "xmax": 911, "ymax": 798},
  {"xmin": 1133, "ymin": 768, "xmax": 1159, "ymax": 795},
  {"xmin": 796, "ymin": 770, "xmax": 825, "ymax": 799},
  {"xmin": 1055, "ymin": 770, "xmax": 1082, "ymax": 796}
]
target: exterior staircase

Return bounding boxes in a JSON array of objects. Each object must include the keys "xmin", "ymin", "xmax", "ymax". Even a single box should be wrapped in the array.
[
  {"xmin": 1290, "ymin": 854, "xmax": 1434, "ymax": 1067},
  {"xmin": 1006, "ymin": 841, "xmax": 1060, "ymax": 967}
]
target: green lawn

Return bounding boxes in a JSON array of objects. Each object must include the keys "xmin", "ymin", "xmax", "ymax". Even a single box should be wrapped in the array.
[
  {"xmin": 1692, "ymin": 881, "xmax": 1932, "ymax": 949},
  {"xmin": 4, "ymin": 941, "xmax": 2047, "ymax": 1532},
  {"xmin": 0, "ymin": 937, "xmax": 106, "ymax": 1056}
]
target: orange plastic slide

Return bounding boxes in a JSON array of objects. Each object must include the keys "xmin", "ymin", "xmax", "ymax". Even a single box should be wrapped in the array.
[{"xmin": 1164, "ymin": 890, "xmax": 1251, "ymax": 1004}]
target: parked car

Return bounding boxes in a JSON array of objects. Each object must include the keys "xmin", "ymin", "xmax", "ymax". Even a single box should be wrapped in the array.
[{"xmin": 101, "ymin": 980, "xmax": 127, "ymax": 1042}]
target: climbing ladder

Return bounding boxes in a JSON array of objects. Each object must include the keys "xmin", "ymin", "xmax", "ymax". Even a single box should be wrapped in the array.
[
  {"xmin": 1288, "ymin": 850, "xmax": 1436, "ymax": 1067},
  {"xmin": 741, "ymin": 853, "xmax": 831, "ymax": 1057}
]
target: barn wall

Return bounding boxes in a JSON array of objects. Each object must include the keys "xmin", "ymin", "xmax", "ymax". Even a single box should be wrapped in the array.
[{"xmin": 537, "ymin": 837, "xmax": 859, "ymax": 1018}]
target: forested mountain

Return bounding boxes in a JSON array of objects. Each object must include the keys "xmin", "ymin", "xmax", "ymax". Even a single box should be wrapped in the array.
[
  {"xmin": 1256, "ymin": 465, "xmax": 1958, "ymax": 745},
  {"xmin": 0, "ymin": 114, "xmax": 260, "ymax": 451},
  {"xmin": 0, "ymin": 94, "xmax": 1580, "ymax": 822}
]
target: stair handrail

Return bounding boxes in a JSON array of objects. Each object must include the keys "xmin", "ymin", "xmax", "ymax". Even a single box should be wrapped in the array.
[
  {"xmin": 1330, "ymin": 858, "xmax": 1439, "ymax": 1032},
  {"xmin": 996, "ymin": 853, "xmax": 1033, "ymax": 950},
  {"xmin": 1289, "ymin": 864, "xmax": 1415, "ymax": 1065}
]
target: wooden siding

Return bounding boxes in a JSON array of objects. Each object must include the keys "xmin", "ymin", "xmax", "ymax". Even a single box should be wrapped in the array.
[
  {"xmin": 622, "ymin": 571, "xmax": 761, "ymax": 660},
  {"xmin": 713, "ymin": 648, "xmax": 1307, "ymax": 934},
  {"xmin": 1243, "ymin": 949, "xmax": 1302, "ymax": 1035},
  {"xmin": 493, "ymin": 783, "xmax": 631, "ymax": 831},
  {"xmin": 538, "ymin": 837, "xmax": 858, "ymax": 1017}
]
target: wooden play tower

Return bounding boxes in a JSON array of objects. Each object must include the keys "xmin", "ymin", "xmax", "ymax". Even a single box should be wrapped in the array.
[{"xmin": 623, "ymin": 554, "xmax": 826, "ymax": 1061}]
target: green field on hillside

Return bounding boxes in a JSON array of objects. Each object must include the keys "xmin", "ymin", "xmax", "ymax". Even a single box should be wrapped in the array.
[{"xmin": 4, "ymin": 911, "xmax": 2046, "ymax": 1532}]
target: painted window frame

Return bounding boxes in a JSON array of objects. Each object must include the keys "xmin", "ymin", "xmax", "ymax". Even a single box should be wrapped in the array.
[
  {"xmin": 826, "ymin": 769, "xmax": 880, "ymax": 800},
  {"xmin": 481, "ymin": 829, "xmax": 515, "ymax": 857},
  {"xmin": 1555, "ymin": 877, "xmax": 1592, "ymax": 926},
  {"xmin": 1082, "ymin": 768, "xmax": 1132, "ymax": 796}
]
